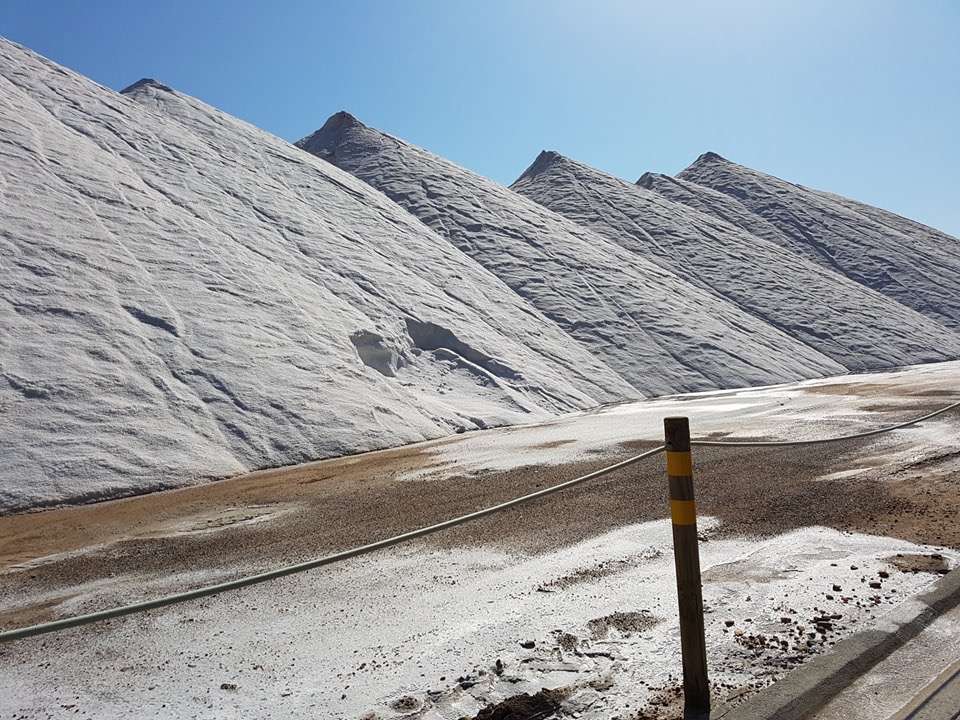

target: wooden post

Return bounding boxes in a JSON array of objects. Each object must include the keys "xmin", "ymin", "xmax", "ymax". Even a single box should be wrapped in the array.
[{"xmin": 664, "ymin": 416, "xmax": 710, "ymax": 719}]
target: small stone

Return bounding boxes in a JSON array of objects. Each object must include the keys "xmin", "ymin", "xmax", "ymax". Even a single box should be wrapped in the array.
[
  {"xmin": 832, "ymin": 584, "xmax": 842, "ymax": 591},
  {"xmin": 869, "ymin": 581, "xmax": 882, "ymax": 589},
  {"xmin": 879, "ymin": 570, "xmax": 890, "ymax": 579},
  {"xmin": 520, "ymin": 639, "xmax": 536, "ymax": 649},
  {"xmin": 725, "ymin": 620, "xmax": 735, "ymax": 627},
  {"xmin": 220, "ymin": 683, "xmax": 237, "ymax": 691}
]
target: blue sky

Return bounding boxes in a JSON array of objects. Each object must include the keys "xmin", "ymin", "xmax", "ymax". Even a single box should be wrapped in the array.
[{"xmin": 2, "ymin": 0, "xmax": 959, "ymax": 237}]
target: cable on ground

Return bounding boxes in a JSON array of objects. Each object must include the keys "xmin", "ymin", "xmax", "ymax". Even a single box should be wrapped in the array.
[{"xmin": 0, "ymin": 446, "xmax": 666, "ymax": 643}]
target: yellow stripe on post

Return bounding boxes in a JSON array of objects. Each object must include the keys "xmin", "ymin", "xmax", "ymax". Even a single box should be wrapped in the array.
[
  {"xmin": 666, "ymin": 450, "xmax": 692, "ymax": 476},
  {"xmin": 671, "ymin": 499, "xmax": 697, "ymax": 525}
]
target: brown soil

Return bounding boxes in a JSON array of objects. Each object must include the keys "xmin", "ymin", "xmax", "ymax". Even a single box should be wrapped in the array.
[
  {"xmin": 887, "ymin": 552, "xmax": 952, "ymax": 575},
  {"xmin": 1, "ymin": 395, "xmax": 958, "ymax": 632},
  {"xmin": 473, "ymin": 687, "xmax": 570, "ymax": 720},
  {"xmin": 587, "ymin": 610, "xmax": 662, "ymax": 639}
]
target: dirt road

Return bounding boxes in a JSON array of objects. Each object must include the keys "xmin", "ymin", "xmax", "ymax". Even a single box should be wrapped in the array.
[{"xmin": 1, "ymin": 388, "xmax": 958, "ymax": 633}]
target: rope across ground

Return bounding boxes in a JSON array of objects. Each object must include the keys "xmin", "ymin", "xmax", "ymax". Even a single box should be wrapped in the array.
[{"xmin": 1, "ymin": 394, "xmax": 957, "ymax": 642}]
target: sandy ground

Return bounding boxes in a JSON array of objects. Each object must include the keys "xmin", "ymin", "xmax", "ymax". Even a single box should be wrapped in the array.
[{"xmin": 1, "ymin": 363, "xmax": 959, "ymax": 718}]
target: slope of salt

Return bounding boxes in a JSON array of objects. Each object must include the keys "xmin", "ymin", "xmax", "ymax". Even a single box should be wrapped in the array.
[
  {"xmin": 512, "ymin": 151, "xmax": 960, "ymax": 371},
  {"xmin": 0, "ymin": 39, "xmax": 634, "ymax": 512},
  {"xmin": 662, "ymin": 152, "xmax": 960, "ymax": 333},
  {"xmin": 299, "ymin": 114, "xmax": 844, "ymax": 396}
]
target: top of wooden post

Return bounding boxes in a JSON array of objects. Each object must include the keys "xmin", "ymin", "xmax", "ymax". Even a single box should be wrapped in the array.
[{"xmin": 664, "ymin": 416, "xmax": 691, "ymax": 452}]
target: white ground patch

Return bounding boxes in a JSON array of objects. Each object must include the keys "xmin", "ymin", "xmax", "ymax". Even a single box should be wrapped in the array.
[
  {"xmin": 402, "ymin": 361, "xmax": 960, "ymax": 482},
  {"xmin": 0, "ymin": 523, "xmax": 955, "ymax": 720}
]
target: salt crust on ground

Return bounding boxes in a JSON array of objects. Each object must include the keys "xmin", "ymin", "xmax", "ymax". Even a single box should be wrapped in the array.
[{"xmin": 1, "ymin": 522, "xmax": 953, "ymax": 720}]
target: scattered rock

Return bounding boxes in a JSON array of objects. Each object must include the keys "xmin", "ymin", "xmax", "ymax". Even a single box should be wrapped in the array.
[
  {"xmin": 390, "ymin": 695, "xmax": 422, "ymax": 712},
  {"xmin": 473, "ymin": 687, "xmax": 569, "ymax": 720},
  {"xmin": 556, "ymin": 632, "xmax": 579, "ymax": 652},
  {"xmin": 587, "ymin": 610, "xmax": 661, "ymax": 639}
]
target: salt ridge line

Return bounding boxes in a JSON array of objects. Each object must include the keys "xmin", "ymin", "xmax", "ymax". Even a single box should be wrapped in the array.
[{"xmin": 2, "ymin": 400, "xmax": 957, "ymax": 644}]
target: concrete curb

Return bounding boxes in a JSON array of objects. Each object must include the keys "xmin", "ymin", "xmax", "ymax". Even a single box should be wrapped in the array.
[{"xmin": 716, "ymin": 567, "xmax": 960, "ymax": 720}]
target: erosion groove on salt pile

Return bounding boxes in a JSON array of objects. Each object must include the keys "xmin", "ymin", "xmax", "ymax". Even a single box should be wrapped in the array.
[{"xmin": 512, "ymin": 150, "xmax": 960, "ymax": 371}]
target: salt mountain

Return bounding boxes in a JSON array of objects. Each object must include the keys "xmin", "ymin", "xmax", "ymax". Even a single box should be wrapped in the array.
[
  {"xmin": 0, "ymin": 39, "xmax": 631, "ymax": 511},
  {"xmin": 639, "ymin": 153, "xmax": 960, "ymax": 334},
  {"xmin": 2, "ymin": 38, "xmax": 958, "ymax": 512},
  {"xmin": 299, "ymin": 113, "xmax": 844, "ymax": 396},
  {"xmin": 509, "ymin": 151, "xmax": 960, "ymax": 370}
]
